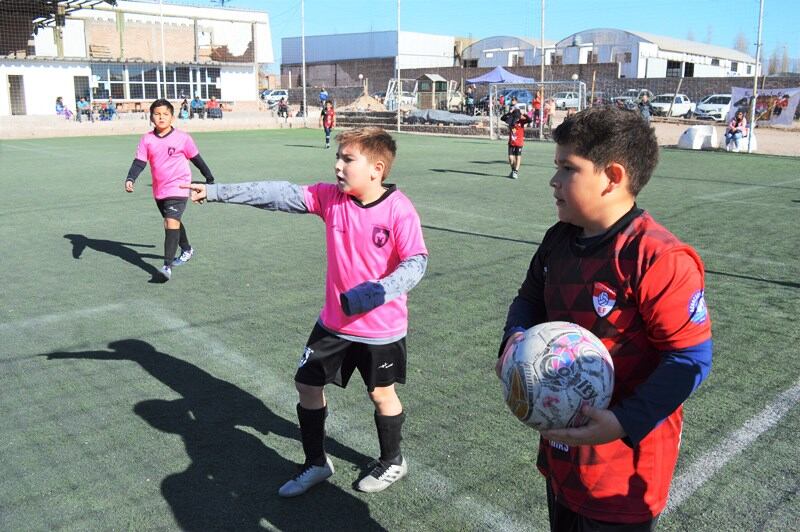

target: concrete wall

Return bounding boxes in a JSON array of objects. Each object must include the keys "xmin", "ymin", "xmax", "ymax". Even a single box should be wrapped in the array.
[{"xmin": 0, "ymin": 61, "xmax": 91, "ymax": 116}]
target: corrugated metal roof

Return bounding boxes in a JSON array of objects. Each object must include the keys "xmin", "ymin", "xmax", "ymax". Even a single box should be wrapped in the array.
[{"xmin": 626, "ymin": 30, "xmax": 755, "ymax": 63}]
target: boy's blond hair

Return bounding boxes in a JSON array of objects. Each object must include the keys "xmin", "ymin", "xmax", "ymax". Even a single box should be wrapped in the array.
[{"xmin": 335, "ymin": 127, "xmax": 397, "ymax": 180}]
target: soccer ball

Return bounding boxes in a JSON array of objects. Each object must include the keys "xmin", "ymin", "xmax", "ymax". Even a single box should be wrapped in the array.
[{"xmin": 500, "ymin": 321, "xmax": 614, "ymax": 430}]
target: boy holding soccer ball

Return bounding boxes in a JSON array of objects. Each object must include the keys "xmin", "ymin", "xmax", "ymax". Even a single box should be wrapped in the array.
[
  {"xmin": 184, "ymin": 127, "xmax": 427, "ymax": 497},
  {"xmin": 496, "ymin": 106, "xmax": 712, "ymax": 530}
]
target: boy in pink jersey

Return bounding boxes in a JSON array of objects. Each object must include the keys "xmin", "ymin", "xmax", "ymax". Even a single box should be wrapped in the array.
[
  {"xmin": 184, "ymin": 127, "xmax": 428, "ymax": 496},
  {"xmin": 124, "ymin": 99, "xmax": 216, "ymax": 282}
]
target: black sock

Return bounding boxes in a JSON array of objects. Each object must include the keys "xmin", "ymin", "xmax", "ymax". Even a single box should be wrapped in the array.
[
  {"xmin": 178, "ymin": 223, "xmax": 190, "ymax": 250},
  {"xmin": 298, "ymin": 404, "xmax": 327, "ymax": 466},
  {"xmin": 164, "ymin": 228, "xmax": 180, "ymax": 266},
  {"xmin": 375, "ymin": 411, "xmax": 405, "ymax": 465}
]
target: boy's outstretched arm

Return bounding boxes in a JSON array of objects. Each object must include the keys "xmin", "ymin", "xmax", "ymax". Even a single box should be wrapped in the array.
[
  {"xmin": 182, "ymin": 181, "xmax": 308, "ymax": 213},
  {"xmin": 339, "ymin": 254, "xmax": 428, "ymax": 316}
]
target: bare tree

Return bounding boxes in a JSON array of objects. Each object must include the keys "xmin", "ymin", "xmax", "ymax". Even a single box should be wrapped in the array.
[
  {"xmin": 767, "ymin": 47, "xmax": 780, "ymax": 75},
  {"xmin": 780, "ymin": 46, "xmax": 790, "ymax": 74},
  {"xmin": 734, "ymin": 31, "xmax": 749, "ymax": 54}
]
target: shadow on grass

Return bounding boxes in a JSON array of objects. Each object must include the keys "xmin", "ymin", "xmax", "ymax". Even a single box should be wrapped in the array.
[
  {"xmin": 42, "ymin": 340, "xmax": 384, "ymax": 531},
  {"xmin": 429, "ymin": 168, "xmax": 498, "ymax": 177},
  {"xmin": 64, "ymin": 234, "xmax": 166, "ymax": 283},
  {"xmin": 653, "ymin": 173, "xmax": 800, "ymax": 190},
  {"xmin": 706, "ymin": 269, "xmax": 800, "ymax": 289},
  {"xmin": 423, "ymin": 224, "xmax": 539, "ymax": 245},
  {"xmin": 284, "ymin": 144, "xmax": 322, "ymax": 149}
]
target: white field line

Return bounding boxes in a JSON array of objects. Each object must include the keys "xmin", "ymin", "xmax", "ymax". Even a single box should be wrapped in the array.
[
  {"xmin": 0, "ymin": 303, "xmax": 127, "ymax": 335},
  {"xmin": 698, "ymin": 178, "xmax": 800, "ymax": 200},
  {"xmin": 665, "ymin": 376, "xmax": 800, "ymax": 514},
  {"xmin": 147, "ymin": 306, "xmax": 531, "ymax": 532}
]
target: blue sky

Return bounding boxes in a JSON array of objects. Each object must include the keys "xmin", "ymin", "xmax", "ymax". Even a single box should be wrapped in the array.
[{"xmin": 177, "ymin": 0, "xmax": 798, "ymax": 73}]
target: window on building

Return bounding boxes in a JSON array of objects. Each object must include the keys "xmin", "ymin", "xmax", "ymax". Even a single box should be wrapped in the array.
[
  {"xmin": 747, "ymin": 65, "xmax": 752, "ymax": 74},
  {"xmin": 552, "ymin": 55, "xmax": 563, "ymax": 65},
  {"xmin": 463, "ymin": 59, "xmax": 478, "ymax": 68},
  {"xmin": 587, "ymin": 51, "xmax": 596, "ymax": 64},
  {"xmin": 731, "ymin": 61, "xmax": 738, "ymax": 72},
  {"xmin": 666, "ymin": 60, "xmax": 682, "ymax": 78},
  {"xmin": 624, "ymin": 52, "xmax": 632, "ymax": 63},
  {"xmin": 684, "ymin": 63, "xmax": 694, "ymax": 77},
  {"xmin": 711, "ymin": 58, "xmax": 720, "ymax": 66},
  {"xmin": 88, "ymin": 64, "xmax": 220, "ymax": 101}
]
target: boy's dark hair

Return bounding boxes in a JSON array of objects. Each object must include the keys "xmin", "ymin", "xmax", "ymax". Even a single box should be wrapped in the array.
[
  {"xmin": 150, "ymin": 99, "xmax": 174, "ymax": 116},
  {"xmin": 552, "ymin": 106, "xmax": 658, "ymax": 196},
  {"xmin": 335, "ymin": 127, "xmax": 397, "ymax": 180}
]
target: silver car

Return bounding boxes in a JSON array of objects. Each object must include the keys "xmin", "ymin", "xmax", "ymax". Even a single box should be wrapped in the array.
[{"xmin": 694, "ymin": 94, "xmax": 732, "ymax": 121}]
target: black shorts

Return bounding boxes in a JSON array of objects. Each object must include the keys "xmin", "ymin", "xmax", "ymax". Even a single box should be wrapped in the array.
[
  {"xmin": 508, "ymin": 145, "xmax": 523, "ymax": 156},
  {"xmin": 155, "ymin": 197, "xmax": 188, "ymax": 220},
  {"xmin": 546, "ymin": 482, "xmax": 659, "ymax": 532},
  {"xmin": 294, "ymin": 323, "xmax": 407, "ymax": 392}
]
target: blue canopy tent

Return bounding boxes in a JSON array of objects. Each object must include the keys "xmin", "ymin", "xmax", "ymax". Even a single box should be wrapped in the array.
[{"xmin": 466, "ymin": 66, "xmax": 535, "ymax": 85}]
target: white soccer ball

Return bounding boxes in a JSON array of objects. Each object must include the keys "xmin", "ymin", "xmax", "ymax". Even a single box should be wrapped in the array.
[{"xmin": 500, "ymin": 321, "xmax": 614, "ymax": 430}]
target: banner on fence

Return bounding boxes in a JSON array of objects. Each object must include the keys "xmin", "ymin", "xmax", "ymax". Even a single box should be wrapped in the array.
[{"xmin": 728, "ymin": 87, "xmax": 800, "ymax": 126}]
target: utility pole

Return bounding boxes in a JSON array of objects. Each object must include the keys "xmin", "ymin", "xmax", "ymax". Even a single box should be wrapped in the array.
[
  {"xmin": 539, "ymin": 0, "xmax": 545, "ymax": 140},
  {"xmin": 301, "ymin": 0, "xmax": 307, "ymax": 125},
  {"xmin": 396, "ymin": 0, "xmax": 401, "ymax": 132},
  {"xmin": 748, "ymin": 0, "xmax": 764, "ymax": 153}
]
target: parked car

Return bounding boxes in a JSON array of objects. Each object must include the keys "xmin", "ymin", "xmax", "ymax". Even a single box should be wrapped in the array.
[
  {"xmin": 476, "ymin": 88, "xmax": 532, "ymax": 113},
  {"xmin": 586, "ymin": 91, "xmax": 609, "ymax": 106},
  {"xmin": 694, "ymin": 94, "xmax": 732, "ymax": 121},
  {"xmin": 611, "ymin": 89, "xmax": 654, "ymax": 110},
  {"xmin": 650, "ymin": 93, "xmax": 696, "ymax": 118},
  {"xmin": 260, "ymin": 89, "xmax": 289, "ymax": 106},
  {"xmin": 552, "ymin": 91, "xmax": 581, "ymax": 109}
]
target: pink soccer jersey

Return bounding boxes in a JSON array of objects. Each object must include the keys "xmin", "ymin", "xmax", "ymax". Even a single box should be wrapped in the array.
[
  {"xmin": 303, "ymin": 183, "xmax": 428, "ymax": 338},
  {"xmin": 135, "ymin": 129, "xmax": 199, "ymax": 199}
]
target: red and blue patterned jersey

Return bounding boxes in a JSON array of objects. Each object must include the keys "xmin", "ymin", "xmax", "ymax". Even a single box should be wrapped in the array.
[{"xmin": 514, "ymin": 208, "xmax": 711, "ymax": 522}]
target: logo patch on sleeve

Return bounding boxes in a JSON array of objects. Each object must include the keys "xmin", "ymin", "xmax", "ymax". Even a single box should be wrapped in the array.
[
  {"xmin": 688, "ymin": 290, "xmax": 708, "ymax": 324},
  {"xmin": 592, "ymin": 282, "xmax": 617, "ymax": 317}
]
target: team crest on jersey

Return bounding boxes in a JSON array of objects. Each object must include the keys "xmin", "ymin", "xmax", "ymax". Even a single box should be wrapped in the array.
[
  {"xmin": 592, "ymin": 282, "xmax": 616, "ymax": 317},
  {"xmin": 688, "ymin": 290, "xmax": 708, "ymax": 324},
  {"xmin": 168, "ymin": 147, "xmax": 176, "ymax": 156},
  {"xmin": 372, "ymin": 226, "xmax": 390, "ymax": 248}
]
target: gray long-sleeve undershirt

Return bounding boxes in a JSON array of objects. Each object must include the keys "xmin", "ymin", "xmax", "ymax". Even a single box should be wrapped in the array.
[
  {"xmin": 206, "ymin": 181, "xmax": 308, "ymax": 213},
  {"xmin": 205, "ymin": 180, "xmax": 427, "ymax": 319}
]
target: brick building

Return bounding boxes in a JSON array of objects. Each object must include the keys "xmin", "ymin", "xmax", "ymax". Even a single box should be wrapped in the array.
[{"xmin": 0, "ymin": 0, "xmax": 273, "ymax": 116}]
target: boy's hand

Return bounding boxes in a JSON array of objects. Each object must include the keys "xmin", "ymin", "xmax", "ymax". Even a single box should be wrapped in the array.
[
  {"xmin": 125, "ymin": 180, "xmax": 134, "ymax": 193},
  {"xmin": 495, "ymin": 332, "xmax": 524, "ymax": 379},
  {"xmin": 181, "ymin": 183, "xmax": 207, "ymax": 203},
  {"xmin": 539, "ymin": 405, "xmax": 625, "ymax": 446}
]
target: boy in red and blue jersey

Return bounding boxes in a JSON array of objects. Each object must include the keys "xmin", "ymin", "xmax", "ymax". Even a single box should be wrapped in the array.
[
  {"xmin": 496, "ymin": 106, "xmax": 712, "ymax": 530},
  {"xmin": 319, "ymin": 100, "xmax": 336, "ymax": 149},
  {"xmin": 184, "ymin": 127, "xmax": 427, "ymax": 497},
  {"xmin": 501, "ymin": 98, "xmax": 531, "ymax": 179},
  {"xmin": 124, "ymin": 99, "xmax": 215, "ymax": 282}
]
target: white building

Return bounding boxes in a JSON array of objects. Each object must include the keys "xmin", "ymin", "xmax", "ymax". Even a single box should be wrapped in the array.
[
  {"xmin": 0, "ymin": 0, "xmax": 273, "ymax": 116},
  {"xmin": 546, "ymin": 29, "xmax": 757, "ymax": 79},
  {"xmin": 461, "ymin": 36, "xmax": 555, "ymax": 68},
  {"xmin": 282, "ymin": 30, "xmax": 455, "ymax": 70}
]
